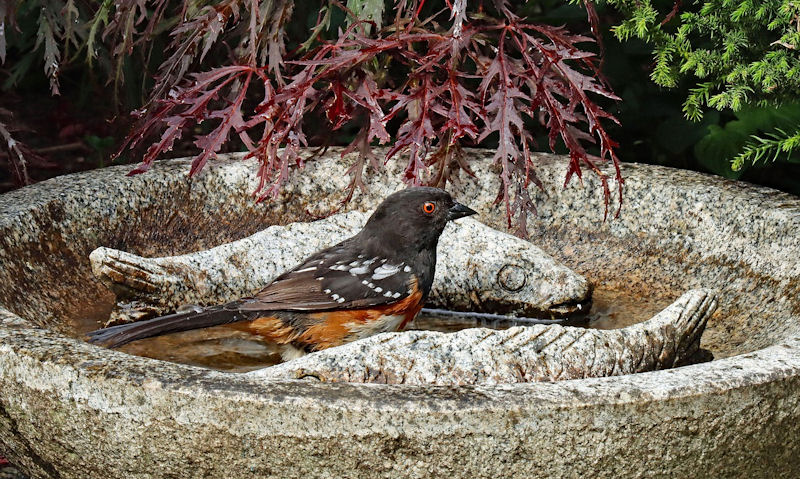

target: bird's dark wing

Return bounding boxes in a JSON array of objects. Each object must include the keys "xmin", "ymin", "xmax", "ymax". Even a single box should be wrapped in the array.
[{"xmin": 236, "ymin": 242, "xmax": 417, "ymax": 312}]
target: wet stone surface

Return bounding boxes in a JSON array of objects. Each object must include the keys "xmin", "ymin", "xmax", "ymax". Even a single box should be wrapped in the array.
[
  {"xmin": 66, "ymin": 286, "xmax": 682, "ymax": 374},
  {"xmin": 0, "ymin": 464, "xmax": 26, "ymax": 479}
]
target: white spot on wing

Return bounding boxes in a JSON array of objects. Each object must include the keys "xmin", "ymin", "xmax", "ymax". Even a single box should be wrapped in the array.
[
  {"xmin": 403, "ymin": 265, "xmax": 412, "ymax": 273},
  {"xmin": 374, "ymin": 287, "xmax": 382, "ymax": 293},
  {"xmin": 372, "ymin": 263, "xmax": 400, "ymax": 280},
  {"xmin": 349, "ymin": 265, "xmax": 370, "ymax": 275},
  {"xmin": 295, "ymin": 266, "xmax": 316, "ymax": 273},
  {"xmin": 337, "ymin": 297, "xmax": 345, "ymax": 303},
  {"xmin": 392, "ymin": 292, "xmax": 401, "ymax": 298},
  {"xmin": 383, "ymin": 291, "xmax": 393, "ymax": 297},
  {"xmin": 331, "ymin": 293, "xmax": 340, "ymax": 300}
]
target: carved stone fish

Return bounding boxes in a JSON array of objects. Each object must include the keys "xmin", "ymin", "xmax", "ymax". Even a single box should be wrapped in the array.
[
  {"xmin": 249, "ymin": 289, "xmax": 716, "ymax": 385},
  {"xmin": 89, "ymin": 212, "xmax": 592, "ymax": 320}
]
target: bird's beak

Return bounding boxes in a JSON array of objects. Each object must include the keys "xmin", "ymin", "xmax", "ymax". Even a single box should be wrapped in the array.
[{"xmin": 447, "ymin": 202, "xmax": 478, "ymax": 221}]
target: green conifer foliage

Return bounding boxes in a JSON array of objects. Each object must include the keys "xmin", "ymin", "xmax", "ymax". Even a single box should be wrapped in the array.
[{"xmin": 590, "ymin": 0, "xmax": 800, "ymax": 171}]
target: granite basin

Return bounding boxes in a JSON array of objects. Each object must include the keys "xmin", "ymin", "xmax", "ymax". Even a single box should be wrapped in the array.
[{"xmin": 1, "ymin": 148, "xmax": 800, "ymax": 478}]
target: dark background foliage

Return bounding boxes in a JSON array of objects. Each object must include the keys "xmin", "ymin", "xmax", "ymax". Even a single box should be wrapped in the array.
[{"xmin": 2, "ymin": 0, "xmax": 799, "ymax": 212}]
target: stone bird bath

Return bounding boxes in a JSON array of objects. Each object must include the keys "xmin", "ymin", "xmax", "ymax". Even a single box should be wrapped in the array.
[{"xmin": 1, "ymin": 148, "xmax": 800, "ymax": 477}]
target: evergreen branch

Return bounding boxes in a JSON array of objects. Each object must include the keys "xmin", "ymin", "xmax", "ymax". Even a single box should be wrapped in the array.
[
  {"xmin": 595, "ymin": 0, "xmax": 800, "ymax": 122},
  {"xmin": 732, "ymin": 125, "xmax": 800, "ymax": 170}
]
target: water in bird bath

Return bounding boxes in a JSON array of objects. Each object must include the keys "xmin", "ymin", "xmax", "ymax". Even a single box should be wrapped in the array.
[{"xmin": 70, "ymin": 286, "xmax": 671, "ymax": 373}]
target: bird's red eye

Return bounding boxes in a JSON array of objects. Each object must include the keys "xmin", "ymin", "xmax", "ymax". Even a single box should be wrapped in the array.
[{"xmin": 422, "ymin": 202, "xmax": 436, "ymax": 214}]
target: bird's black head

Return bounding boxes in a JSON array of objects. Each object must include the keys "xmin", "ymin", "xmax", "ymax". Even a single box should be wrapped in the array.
[{"xmin": 361, "ymin": 187, "xmax": 477, "ymax": 254}]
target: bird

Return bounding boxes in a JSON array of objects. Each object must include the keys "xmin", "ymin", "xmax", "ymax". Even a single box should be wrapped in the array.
[{"xmin": 87, "ymin": 187, "xmax": 477, "ymax": 360}]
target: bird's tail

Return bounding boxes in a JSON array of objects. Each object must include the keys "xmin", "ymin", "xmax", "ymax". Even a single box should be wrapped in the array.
[{"xmin": 86, "ymin": 304, "xmax": 252, "ymax": 348}]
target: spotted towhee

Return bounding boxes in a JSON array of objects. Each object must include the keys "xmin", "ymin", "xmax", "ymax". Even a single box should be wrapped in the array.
[{"xmin": 88, "ymin": 187, "xmax": 477, "ymax": 359}]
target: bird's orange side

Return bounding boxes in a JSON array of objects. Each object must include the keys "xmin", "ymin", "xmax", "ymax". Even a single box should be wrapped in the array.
[{"xmin": 240, "ymin": 279, "xmax": 424, "ymax": 351}]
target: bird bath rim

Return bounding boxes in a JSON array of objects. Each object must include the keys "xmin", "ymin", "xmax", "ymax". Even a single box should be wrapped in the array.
[
  {"xmin": 2, "ymin": 149, "xmax": 800, "ymax": 477},
  {"xmin": 0, "ymin": 150, "xmax": 798, "ymax": 400}
]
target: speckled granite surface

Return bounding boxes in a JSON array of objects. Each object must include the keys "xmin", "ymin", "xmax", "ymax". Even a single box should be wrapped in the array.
[{"xmin": 2, "ymin": 149, "xmax": 800, "ymax": 477}]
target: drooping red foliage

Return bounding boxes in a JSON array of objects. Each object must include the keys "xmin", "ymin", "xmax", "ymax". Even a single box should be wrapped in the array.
[
  {"xmin": 0, "ymin": 108, "xmax": 49, "ymax": 186},
  {"xmin": 117, "ymin": 0, "xmax": 623, "ymax": 233}
]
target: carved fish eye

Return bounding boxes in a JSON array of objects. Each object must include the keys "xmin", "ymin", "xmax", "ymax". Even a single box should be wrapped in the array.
[{"xmin": 422, "ymin": 202, "xmax": 436, "ymax": 214}]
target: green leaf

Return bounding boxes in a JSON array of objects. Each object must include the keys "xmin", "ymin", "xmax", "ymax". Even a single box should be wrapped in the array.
[
  {"xmin": 2, "ymin": 52, "xmax": 36, "ymax": 90},
  {"xmin": 84, "ymin": 135, "xmax": 116, "ymax": 151},
  {"xmin": 87, "ymin": 0, "xmax": 112, "ymax": 65},
  {"xmin": 655, "ymin": 111, "xmax": 720, "ymax": 155},
  {"xmin": 35, "ymin": 8, "xmax": 62, "ymax": 94},
  {"xmin": 732, "ymin": 127, "xmax": 800, "ymax": 170},
  {"xmin": 0, "ymin": 0, "xmax": 8, "ymax": 64},
  {"xmin": 346, "ymin": 0, "xmax": 384, "ymax": 34},
  {"xmin": 696, "ymin": 102, "xmax": 800, "ymax": 175}
]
